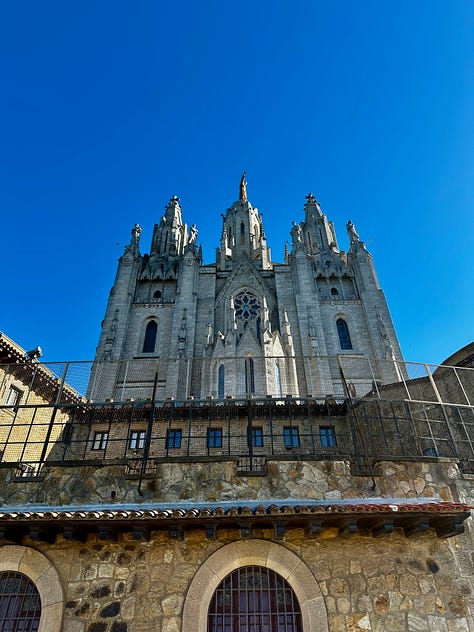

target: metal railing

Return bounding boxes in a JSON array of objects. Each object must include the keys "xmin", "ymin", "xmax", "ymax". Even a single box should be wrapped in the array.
[{"xmin": 0, "ymin": 356, "xmax": 473, "ymax": 475}]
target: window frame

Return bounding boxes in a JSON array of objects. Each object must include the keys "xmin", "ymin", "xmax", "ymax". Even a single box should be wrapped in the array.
[
  {"xmin": 252, "ymin": 427, "xmax": 264, "ymax": 448},
  {"xmin": 0, "ymin": 570, "xmax": 41, "ymax": 631},
  {"xmin": 336, "ymin": 318, "xmax": 353, "ymax": 350},
  {"xmin": 92, "ymin": 431, "xmax": 109, "ymax": 451},
  {"xmin": 319, "ymin": 425, "xmax": 336, "ymax": 447},
  {"xmin": 129, "ymin": 430, "xmax": 146, "ymax": 450},
  {"xmin": 207, "ymin": 428, "xmax": 223, "ymax": 449},
  {"xmin": 5, "ymin": 385, "xmax": 22, "ymax": 408},
  {"xmin": 208, "ymin": 565, "xmax": 302, "ymax": 632},
  {"xmin": 142, "ymin": 319, "xmax": 158, "ymax": 353},
  {"xmin": 283, "ymin": 427, "xmax": 300, "ymax": 448},
  {"xmin": 166, "ymin": 429, "xmax": 182, "ymax": 449}
]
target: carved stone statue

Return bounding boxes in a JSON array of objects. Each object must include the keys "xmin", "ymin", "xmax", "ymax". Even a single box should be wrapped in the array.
[
  {"xmin": 291, "ymin": 222, "xmax": 303, "ymax": 244},
  {"xmin": 239, "ymin": 172, "xmax": 247, "ymax": 201},
  {"xmin": 189, "ymin": 224, "xmax": 198, "ymax": 244},
  {"xmin": 177, "ymin": 311, "xmax": 187, "ymax": 357},
  {"xmin": 346, "ymin": 220, "xmax": 360, "ymax": 244},
  {"xmin": 206, "ymin": 322, "xmax": 214, "ymax": 347}
]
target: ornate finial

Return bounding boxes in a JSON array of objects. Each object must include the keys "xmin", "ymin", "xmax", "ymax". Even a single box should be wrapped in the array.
[
  {"xmin": 304, "ymin": 193, "xmax": 320, "ymax": 211},
  {"xmin": 239, "ymin": 172, "xmax": 248, "ymax": 201},
  {"xmin": 166, "ymin": 195, "xmax": 180, "ymax": 210}
]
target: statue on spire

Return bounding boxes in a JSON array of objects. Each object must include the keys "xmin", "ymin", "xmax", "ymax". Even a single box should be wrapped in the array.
[
  {"xmin": 239, "ymin": 172, "xmax": 248, "ymax": 201},
  {"xmin": 346, "ymin": 220, "xmax": 360, "ymax": 244},
  {"xmin": 131, "ymin": 224, "xmax": 142, "ymax": 245}
]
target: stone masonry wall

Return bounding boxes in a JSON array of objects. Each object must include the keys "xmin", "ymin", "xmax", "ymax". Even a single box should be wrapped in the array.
[
  {"xmin": 18, "ymin": 525, "xmax": 474, "ymax": 632},
  {"xmin": 0, "ymin": 458, "xmax": 461, "ymax": 507},
  {"xmin": 1, "ymin": 458, "xmax": 473, "ymax": 631}
]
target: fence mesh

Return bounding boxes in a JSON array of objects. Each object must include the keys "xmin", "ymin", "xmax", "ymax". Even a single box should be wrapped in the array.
[{"xmin": 0, "ymin": 356, "xmax": 473, "ymax": 475}]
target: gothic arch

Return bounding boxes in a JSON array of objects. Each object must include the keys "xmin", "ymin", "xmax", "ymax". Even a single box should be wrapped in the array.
[
  {"xmin": 0, "ymin": 545, "xmax": 64, "ymax": 632},
  {"xmin": 141, "ymin": 317, "xmax": 158, "ymax": 354},
  {"xmin": 182, "ymin": 539, "xmax": 328, "ymax": 632}
]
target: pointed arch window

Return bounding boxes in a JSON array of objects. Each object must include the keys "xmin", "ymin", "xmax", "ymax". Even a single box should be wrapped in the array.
[
  {"xmin": 0, "ymin": 571, "xmax": 41, "ymax": 632},
  {"xmin": 336, "ymin": 318, "xmax": 352, "ymax": 350},
  {"xmin": 240, "ymin": 222, "xmax": 245, "ymax": 245},
  {"xmin": 143, "ymin": 320, "xmax": 158, "ymax": 353},
  {"xmin": 245, "ymin": 358, "xmax": 255, "ymax": 395},
  {"xmin": 208, "ymin": 565, "xmax": 302, "ymax": 632},
  {"xmin": 218, "ymin": 364, "xmax": 225, "ymax": 399}
]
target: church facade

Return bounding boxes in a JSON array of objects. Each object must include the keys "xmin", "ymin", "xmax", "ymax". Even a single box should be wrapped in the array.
[
  {"xmin": 0, "ymin": 179, "xmax": 473, "ymax": 632},
  {"xmin": 89, "ymin": 175, "xmax": 403, "ymax": 403}
]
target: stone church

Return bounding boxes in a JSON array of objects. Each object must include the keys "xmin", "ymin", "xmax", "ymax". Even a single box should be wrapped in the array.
[
  {"xmin": 89, "ymin": 174, "xmax": 403, "ymax": 403},
  {"xmin": 0, "ymin": 177, "xmax": 473, "ymax": 632}
]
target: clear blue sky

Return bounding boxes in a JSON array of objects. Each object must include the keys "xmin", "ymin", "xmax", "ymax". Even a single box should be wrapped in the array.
[{"xmin": 1, "ymin": 1, "xmax": 472, "ymax": 365}]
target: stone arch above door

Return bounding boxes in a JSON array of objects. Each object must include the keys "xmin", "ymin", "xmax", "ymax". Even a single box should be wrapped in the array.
[{"xmin": 182, "ymin": 539, "xmax": 328, "ymax": 632}]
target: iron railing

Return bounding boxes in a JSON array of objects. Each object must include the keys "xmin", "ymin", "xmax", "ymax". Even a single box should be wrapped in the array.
[{"xmin": 0, "ymin": 356, "xmax": 473, "ymax": 475}]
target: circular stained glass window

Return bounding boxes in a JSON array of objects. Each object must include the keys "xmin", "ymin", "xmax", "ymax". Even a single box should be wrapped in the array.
[{"xmin": 234, "ymin": 292, "xmax": 261, "ymax": 321}]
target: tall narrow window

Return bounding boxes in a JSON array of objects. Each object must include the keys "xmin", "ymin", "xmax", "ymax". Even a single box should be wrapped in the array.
[
  {"xmin": 218, "ymin": 364, "xmax": 225, "ymax": 399},
  {"xmin": 0, "ymin": 571, "xmax": 41, "ymax": 632},
  {"xmin": 275, "ymin": 361, "xmax": 282, "ymax": 398},
  {"xmin": 336, "ymin": 318, "xmax": 352, "ymax": 350},
  {"xmin": 252, "ymin": 427, "xmax": 264, "ymax": 447},
  {"xmin": 208, "ymin": 566, "xmax": 302, "ymax": 632},
  {"xmin": 240, "ymin": 222, "xmax": 245, "ymax": 244},
  {"xmin": 245, "ymin": 358, "xmax": 255, "ymax": 395},
  {"xmin": 143, "ymin": 320, "xmax": 158, "ymax": 353}
]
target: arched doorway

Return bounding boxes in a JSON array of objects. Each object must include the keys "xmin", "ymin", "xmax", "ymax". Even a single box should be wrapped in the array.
[{"xmin": 208, "ymin": 565, "xmax": 302, "ymax": 631}]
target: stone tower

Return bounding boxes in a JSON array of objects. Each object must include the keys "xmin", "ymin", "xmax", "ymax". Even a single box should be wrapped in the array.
[{"xmin": 88, "ymin": 176, "xmax": 403, "ymax": 401}]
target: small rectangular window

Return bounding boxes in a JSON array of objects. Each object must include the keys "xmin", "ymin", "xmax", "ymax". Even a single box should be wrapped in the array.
[
  {"xmin": 252, "ymin": 427, "xmax": 264, "ymax": 447},
  {"xmin": 166, "ymin": 429, "xmax": 182, "ymax": 449},
  {"xmin": 207, "ymin": 428, "xmax": 222, "ymax": 448},
  {"xmin": 283, "ymin": 427, "xmax": 300, "ymax": 448},
  {"xmin": 320, "ymin": 426, "xmax": 336, "ymax": 447},
  {"xmin": 5, "ymin": 386, "xmax": 22, "ymax": 407},
  {"xmin": 92, "ymin": 431, "xmax": 108, "ymax": 450},
  {"xmin": 129, "ymin": 430, "xmax": 146, "ymax": 450}
]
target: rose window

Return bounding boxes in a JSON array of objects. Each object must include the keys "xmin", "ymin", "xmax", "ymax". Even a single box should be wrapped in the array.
[{"xmin": 234, "ymin": 292, "xmax": 260, "ymax": 322}]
